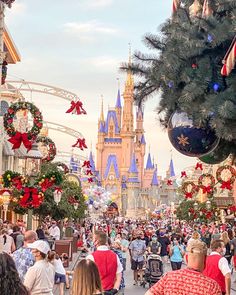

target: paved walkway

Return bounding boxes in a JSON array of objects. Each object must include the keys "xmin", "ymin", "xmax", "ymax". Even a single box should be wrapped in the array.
[{"xmin": 54, "ymin": 253, "xmax": 236, "ymax": 295}]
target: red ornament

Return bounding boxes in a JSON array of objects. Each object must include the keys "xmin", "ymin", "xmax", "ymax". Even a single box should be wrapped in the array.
[
  {"xmin": 202, "ymin": 185, "xmax": 213, "ymax": 194},
  {"xmin": 185, "ymin": 192, "xmax": 193, "ymax": 199},
  {"xmin": 195, "ymin": 162, "xmax": 203, "ymax": 170},
  {"xmin": 191, "ymin": 63, "xmax": 198, "ymax": 69},
  {"xmin": 181, "ymin": 171, "xmax": 187, "ymax": 178},
  {"xmin": 20, "ymin": 187, "xmax": 43, "ymax": 209},
  {"xmin": 72, "ymin": 138, "xmax": 88, "ymax": 150},
  {"xmin": 66, "ymin": 100, "xmax": 87, "ymax": 115},
  {"xmin": 40, "ymin": 178, "xmax": 54, "ymax": 192},
  {"xmin": 82, "ymin": 160, "xmax": 92, "ymax": 168},
  {"xmin": 167, "ymin": 179, "xmax": 173, "ymax": 186},
  {"xmin": 8, "ymin": 132, "xmax": 32, "ymax": 151}
]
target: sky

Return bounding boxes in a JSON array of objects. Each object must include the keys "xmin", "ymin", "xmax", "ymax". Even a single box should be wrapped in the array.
[{"xmin": 5, "ymin": 0, "xmax": 196, "ymax": 177}]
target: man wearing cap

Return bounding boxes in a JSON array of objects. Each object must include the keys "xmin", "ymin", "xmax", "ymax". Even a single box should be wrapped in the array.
[
  {"xmin": 203, "ymin": 239, "xmax": 231, "ymax": 295},
  {"xmin": 24, "ymin": 240, "xmax": 55, "ymax": 295},
  {"xmin": 145, "ymin": 240, "xmax": 221, "ymax": 295}
]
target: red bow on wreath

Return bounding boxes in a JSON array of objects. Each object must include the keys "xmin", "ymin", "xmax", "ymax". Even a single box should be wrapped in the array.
[
  {"xmin": 66, "ymin": 101, "xmax": 87, "ymax": 115},
  {"xmin": 195, "ymin": 162, "xmax": 203, "ymax": 170},
  {"xmin": 202, "ymin": 185, "xmax": 213, "ymax": 194},
  {"xmin": 54, "ymin": 187, "xmax": 62, "ymax": 193},
  {"xmin": 41, "ymin": 179, "xmax": 54, "ymax": 192},
  {"xmin": 86, "ymin": 169, "xmax": 93, "ymax": 176},
  {"xmin": 220, "ymin": 181, "xmax": 232, "ymax": 190},
  {"xmin": 82, "ymin": 160, "xmax": 91, "ymax": 168},
  {"xmin": 181, "ymin": 171, "xmax": 187, "ymax": 178},
  {"xmin": 72, "ymin": 138, "xmax": 88, "ymax": 150},
  {"xmin": 185, "ymin": 192, "xmax": 193, "ymax": 199},
  {"xmin": 20, "ymin": 187, "xmax": 42, "ymax": 208},
  {"xmin": 206, "ymin": 211, "xmax": 213, "ymax": 220},
  {"xmin": 8, "ymin": 132, "xmax": 32, "ymax": 151},
  {"xmin": 88, "ymin": 177, "xmax": 93, "ymax": 183}
]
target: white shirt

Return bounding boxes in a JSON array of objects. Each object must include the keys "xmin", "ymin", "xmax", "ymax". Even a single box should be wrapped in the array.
[
  {"xmin": 48, "ymin": 225, "xmax": 60, "ymax": 240},
  {"xmin": 0, "ymin": 234, "xmax": 14, "ymax": 253},
  {"xmin": 210, "ymin": 251, "xmax": 231, "ymax": 276},
  {"xmin": 24, "ymin": 259, "xmax": 55, "ymax": 295},
  {"xmin": 87, "ymin": 245, "xmax": 123, "ymax": 274},
  {"xmin": 52, "ymin": 258, "xmax": 66, "ymax": 275}
]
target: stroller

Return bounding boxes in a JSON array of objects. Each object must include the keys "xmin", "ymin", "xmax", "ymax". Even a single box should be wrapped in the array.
[{"xmin": 143, "ymin": 254, "xmax": 163, "ymax": 288}]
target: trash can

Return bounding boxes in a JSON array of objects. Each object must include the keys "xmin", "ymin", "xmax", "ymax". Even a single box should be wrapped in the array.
[
  {"xmin": 55, "ymin": 240, "xmax": 72, "ymax": 267},
  {"xmin": 63, "ymin": 236, "xmax": 78, "ymax": 253}
]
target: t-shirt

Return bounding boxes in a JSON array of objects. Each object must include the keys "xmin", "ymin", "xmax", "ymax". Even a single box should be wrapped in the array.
[
  {"xmin": 148, "ymin": 241, "xmax": 161, "ymax": 254},
  {"xmin": 148, "ymin": 268, "xmax": 222, "ymax": 295},
  {"xmin": 121, "ymin": 239, "xmax": 129, "ymax": 259}
]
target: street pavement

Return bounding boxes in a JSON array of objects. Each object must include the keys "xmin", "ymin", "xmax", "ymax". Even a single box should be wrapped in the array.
[{"xmin": 54, "ymin": 253, "xmax": 236, "ymax": 295}]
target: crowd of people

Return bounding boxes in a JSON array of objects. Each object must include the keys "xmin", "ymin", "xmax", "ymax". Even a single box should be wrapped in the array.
[{"xmin": 0, "ymin": 217, "xmax": 236, "ymax": 294}]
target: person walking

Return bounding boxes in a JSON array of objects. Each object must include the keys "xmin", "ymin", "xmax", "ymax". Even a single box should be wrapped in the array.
[
  {"xmin": 87, "ymin": 230, "xmax": 123, "ymax": 294},
  {"xmin": 12, "ymin": 230, "xmax": 37, "ymax": 281},
  {"xmin": 145, "ymin": 240, "xmax": 221, "ymax": 295},
  {"xmin": 72, "ymin": 259, "xmax": 103, "ymax": 295},
  {"xmin": 203, "ymin": 239, "xmax": 231, "ymax": 295},
  {"xmin": 148, "ymin": 234, "xmax": 161, "ymax": 255},
  {"xmin": 0, "ymin": 252, "xmax": 29, "ymax": 295},
  {"xmin": 48, "ymin": 251, "xmax": 66, "ymax": 295},
  {"xmin": 120, "ymin": 233, "xmax": 129, "ymax": 271},
  {"xmin": 129, "ymin": 230, "xmax": 146, "ymax": 285},
  {"xmin": 0, "ymin": 228, "xmax": 15, "ymax": 254},
  {"xmin": 24, "ymin": 240, "xmax": 55, "ymax": 295},
  {"xmin": 169, "ymin": 237, "xmax": 184, "ymax": 271}
]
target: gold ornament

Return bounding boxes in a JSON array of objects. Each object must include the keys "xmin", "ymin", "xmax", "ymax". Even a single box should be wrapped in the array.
[{"xmin": 189, "ymin": 0, "xmax": 202, "ymax": 17}]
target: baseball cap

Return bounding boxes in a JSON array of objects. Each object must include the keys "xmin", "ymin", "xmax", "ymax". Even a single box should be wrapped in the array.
[
  {"xmin": 28, "ymin": 240, "xmax": 50, "ymax": 255},
  {"xmin": 186, "ymin": 240, "xmax": 207, "ymax": 255}
]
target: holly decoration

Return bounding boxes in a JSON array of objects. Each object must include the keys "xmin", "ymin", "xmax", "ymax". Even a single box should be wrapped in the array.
[
  {"xmin": 4, "ymin": 101, "xmax": 43, "ymax": 151},
  {"xmin": 198, "ymin": 173, "xmax": 215, "ymax": 196},
  {"xmin": 19, "ymin": 186, "xmax": 44, "ymax": 209},
  {"xmin": 37, "ymin": 136, "xmax": 56, "ymax": 163},
  {"xmin": 2, "ymin": 170, "xmax": 26, "ymax": 189},
  {"xmin": 182, "ymin": 181, "xmax": 198, "ymax": 199},
  {"xmin": 36, "ymin": 171, "xmax": 63, "ymax": 192},
  {"xmin": 216, "ymin": 165, "xmax": 236, "ymax": 190}
]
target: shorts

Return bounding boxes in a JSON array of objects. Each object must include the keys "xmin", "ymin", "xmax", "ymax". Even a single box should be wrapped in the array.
[
  {"xmin": 55, "ymin": 273, "xmax": 66, "ymax": 284},
  {"xmin": 131, "ymin": 259, "xmax": 144, "ymax": 270}
]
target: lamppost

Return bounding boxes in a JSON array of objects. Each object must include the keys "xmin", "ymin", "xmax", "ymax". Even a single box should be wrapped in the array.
[
  {"xmin": 24, "ymin": 142, "xmax": 42, "ymax": 230},
  {"xmin": 73, "ymin": 202, "xmax": 79, "ymax": 210},
  {"xmin": 193, "ymin": 202, "xmax": 198, "ymax": 211},
  {"xmin": 53, "ymin": 189, "xmax": 62, "ymax": 206},
  {"xmin": 206, "ymin": 200, "xmax": 211, "ymax": 210},
  {"xmin": 2, "ymin": 190, "xmax": 10, "ymax": 221}
]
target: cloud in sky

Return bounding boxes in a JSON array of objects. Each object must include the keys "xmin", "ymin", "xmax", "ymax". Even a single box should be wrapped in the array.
[
  {"xmin": 63, "ymin": 20, "xmax": 118, "ymax": 35},
  {"xmin": 80, "ymin": 0, "xmax": 113, "ymax": 9}
]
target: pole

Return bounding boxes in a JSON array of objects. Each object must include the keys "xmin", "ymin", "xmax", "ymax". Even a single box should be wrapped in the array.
[
  {"xmin": 27, "ymin": 209, "xmax": 33, "ymax": 230},
  {"xmin": 0, "ymin": 2, "xmax": 5, "ymax": 175}
]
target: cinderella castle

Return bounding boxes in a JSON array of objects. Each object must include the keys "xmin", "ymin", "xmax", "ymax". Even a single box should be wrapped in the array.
[{"xmin": 77, "ymin": 63, "xmax": 176, "ymax": 218}]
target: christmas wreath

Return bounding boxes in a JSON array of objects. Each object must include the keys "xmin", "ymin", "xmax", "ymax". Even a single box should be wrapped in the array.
[
  {"xmin": 55, "ymin": 162, "xmax": 69, "ymax": 174},
  {"xmin": 198, "ymin": 174, "xmax": 215, "ymax": 196},
  {"xmin": 37, "ymin": 136, "xmax": 56, "ymax": 163},
  {"xmin": 36, "ymin": 171, "xmax": 63, "ymax": 192},
  {"xmin": 4, "ymin": 101, "xmax": 43, "ymax": 151},
  {"xmin": 2, "ymin": 170, "xmax": 26, "ymax": 189},
  {"xmin": 216, "ymin": 165, "xmax": 236, "ymax": 190},
  {"xmin": 182, "ymin": 181, "xmax": 198, "ymax": 199}
]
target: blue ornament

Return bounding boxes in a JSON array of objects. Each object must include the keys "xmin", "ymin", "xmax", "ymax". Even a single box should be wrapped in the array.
[
  {"xmin": 213, "ymin": 83, "xmax": 220, "ymax": 92},
  {"xmin": 207, "ymin": 34, "xmax": 213, "ymax": 43},
  {"xmin": 89, "ymin": 199, "xmax": 94, "ymax": 205},
  {"xmin": 168, "ymin": 111, "xmax": 219, "ymax": 157}
]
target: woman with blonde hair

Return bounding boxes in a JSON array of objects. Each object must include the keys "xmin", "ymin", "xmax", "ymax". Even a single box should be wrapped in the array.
[
  {"xmin": 72, "ymin": 259, "xmax": 103, "ymax": 295},
  {"xmin": 221, "ymin": 231, "xmax": 232, "ymax": 265}
]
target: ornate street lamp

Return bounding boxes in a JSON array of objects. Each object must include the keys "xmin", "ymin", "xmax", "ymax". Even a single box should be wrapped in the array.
[
  {"xmin": 206, "ymin": 200, "xmax": 211, "ymax": 210},
  {"xmin": 193, "ymin": 202, "xmax": 198, "ymax": 211},
  {"xmin": 53, "ymin": 189, "xmax": 62, "ymax": 206},
  {"xmin": 73, "ymin": 202, "xmax": 79, "ymax": 210},
  {"xmin": 2, "ymin": 191, "xmax": 10, "ymax": 221},
  {"xmin": 24, "ymin": 142, "xmax": 42, "ymax": 230}
]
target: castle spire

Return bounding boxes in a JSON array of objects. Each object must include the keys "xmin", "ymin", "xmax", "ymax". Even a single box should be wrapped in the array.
[
  {"xmin": 125, "ymin": 43, "xmax": 134, "ymax": 89},
  {"xmin": 169, "ymin": 157, "xmax": 175, "ymax": 177},
  {"xmin": 146, "ymin": 152, "xmax": 153, "ymax": 170},
  {"xmin": 128, "ymin": 153, "xmax": 138, "ymax": 173},
  {"xmin": 151, "ymin": 167, "xmax": 159, "ymax": 186},
  {"xmin": 99, "ymin": 95, "xmax": 104, "ymax": 122},
  {"xmin": 115, "ymin": 89, "xmax": 122, "ymax": 109}
]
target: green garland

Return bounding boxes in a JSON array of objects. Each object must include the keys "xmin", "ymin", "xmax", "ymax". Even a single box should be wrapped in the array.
[{"xmin": 3, "ymin": 101, "xmax": 43, "ymax": 140}]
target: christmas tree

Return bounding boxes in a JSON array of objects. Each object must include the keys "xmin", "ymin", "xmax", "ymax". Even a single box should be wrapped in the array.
[{"xmin": 124, "ymin": 0, "xmax": 236, "ymax": 161}]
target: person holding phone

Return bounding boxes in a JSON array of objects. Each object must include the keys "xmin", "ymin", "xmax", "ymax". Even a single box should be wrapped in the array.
[{"xmin": 169, "ymin": 237, "xmax": 184, "ymax": 271}]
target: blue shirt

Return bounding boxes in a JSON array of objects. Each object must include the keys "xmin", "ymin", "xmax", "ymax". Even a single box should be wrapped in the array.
[
  {"xmin": 12, "ymin": 247, "xmax": 35, "ymax": 281},
  {"xmin": 129, "ymin": 239, "xmax": 146, "ymax": 262},
  {"xmin": 112, "ymin": 248, "xmax": 125, "ymax": 290},
  {"xmin": 170, "ymin": 245, "xmax": 183, "ymax": 263}
]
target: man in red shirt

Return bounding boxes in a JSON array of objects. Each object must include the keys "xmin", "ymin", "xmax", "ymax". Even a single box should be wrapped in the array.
[
  {"xmin": 203, "ymin": 239, "xmax": 231, "ymax": 295},
  {"xmin": 145, "ymin": 240, "xmax": 221, "ymax": 295},
  {"xmin": 87, "ymin": 230, "xmax": 123, "ymax": 294}
]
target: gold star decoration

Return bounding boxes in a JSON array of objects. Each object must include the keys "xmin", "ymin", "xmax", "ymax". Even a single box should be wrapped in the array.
[{"xmin": 177, "ymin": 134, "xmax": 190, "ymax": 146}]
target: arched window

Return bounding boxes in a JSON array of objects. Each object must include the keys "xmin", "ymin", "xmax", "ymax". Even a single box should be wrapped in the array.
[{"xmin": 0, "ymin": 100, "xmax": 9, "ymax": 116}]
